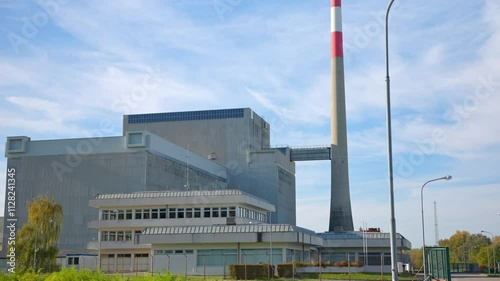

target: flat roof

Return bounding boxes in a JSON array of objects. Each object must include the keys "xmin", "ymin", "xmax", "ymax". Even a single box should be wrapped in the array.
[
  {"xmin": 96, "ymin": 189, "xmax": 250, "ymax": 200},
  {"xmin": 143, "ymin": 224, "xmax": 297, "ymax": 235},
  {"xmin": 90, "ymin": 189, "xmax": 276, "ymax": 212},
  {"xmin": 318, "ymin": 231, "xmax": 407, "ymax": 240}
]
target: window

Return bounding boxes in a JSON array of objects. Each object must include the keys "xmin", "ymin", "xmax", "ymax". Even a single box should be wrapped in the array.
[
  {"xmin": 109, "ymin": 232, "xmax": 116, "ymax": 241},
  {"xmin": 177, "ymin": 208, "xmax": 184, "ymax": 219},
  {"xmin": 125, "ymin": 231, "xmax": 132, "ymax": 241},
  {"xmin": 117, "ymin": 231, "xmax": 124, "ymax": 241},
  {"xmin": 212, "ymin": 207, "xmax": 219, "ymax": 218},
  {"xmin": 68, "ymin": 257, "xmax": 79, "ymax": 265},
  {"xmin": 110, "ymin": 211, "xmax": 117, "ymax": 220},
  {"xmin": 125, "ymin": 210, "xmax": 132, "ymax": 220},
  {"xmin": 229, "ymin": 207, "xmax": 236, "ymax": 217},
  {"xmin": 102, "ymin": 210, "xmax": 109, "ymax": 220},
  {"xmin": 185, "ymin": 250, "xmax": 194, "ymax": 254},
  {"xmin": 135, "ymin": 210, "xmax": 142, "ymax": 220},
  {"xmin": 204, "ymin": 208, "xmax": 211, "ymax": 218},
  {"xmin": 169, "ymin": 208, "xmax": 176, "ymax": 219},
  {"xmin": 159, "ymin": 208, "xmax": 167, "ymax": 219},
  {"xmin": 101, "ymin": 231, "xmax": 108, "ymax": 242},
  {"xmin": 221, "ymin": 207, "xmax": 228, "ymax": 218},
  {"xmin": 186, "ymin": 208, "xmax": 193, "ymax": 218},
  {"xmin": 174, "ymin": 250, "xmax": 183, "ymax": 254},
  {"xmin": 152, "ymin": 209, "xmax": 159, "ymax": 219},
  {"xmin": 143, "ymin": 209, "xmax": 150, "ymax": 219},
  {"xmin": 197, "ymin": 249, "xmax": 237, "ymax": 266},
  {"xmin": 194, "ymin": 208, "xmax": 201, "ymax": 218}
]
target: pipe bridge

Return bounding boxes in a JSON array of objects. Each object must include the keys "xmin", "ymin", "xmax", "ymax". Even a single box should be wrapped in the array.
[{"xmin": 278, "ymin": 145, "xmax": 331, "ymax": 161}]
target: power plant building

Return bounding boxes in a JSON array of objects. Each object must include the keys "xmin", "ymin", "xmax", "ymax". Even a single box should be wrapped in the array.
[{"xmin": 2, "ymin": 108, "xmax": 296, "ymax": 253}]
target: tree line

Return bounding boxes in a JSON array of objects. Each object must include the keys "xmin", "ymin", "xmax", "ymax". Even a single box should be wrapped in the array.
[{"xmin": 406, "ymin": 230, "xmax": 500, "ymax": 272}]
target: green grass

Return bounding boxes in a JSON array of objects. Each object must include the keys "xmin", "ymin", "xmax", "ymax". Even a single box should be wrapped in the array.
[
  {"xmin": 300, "ymin": 272, "xmax": 420, "ymax": 281},
  {"xmin": 0, "ymin": 270, "xmax": 422, "ymax": 281}
]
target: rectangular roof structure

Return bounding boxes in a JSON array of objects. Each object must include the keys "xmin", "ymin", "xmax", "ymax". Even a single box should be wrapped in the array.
[
  {"xmin": 127, "ymin": 108, "xmax": 245, "ymax": 124},
  {"xmin": 142, "ymin": 224, "xmax": 295, "ymax": 235},
  {"xmin": 139, "ymin": 224, "xmax": 324, "ymax": 246},
  {"xmin": 90, "ymin": 189, "xmax": 275, "ymax": 212}
]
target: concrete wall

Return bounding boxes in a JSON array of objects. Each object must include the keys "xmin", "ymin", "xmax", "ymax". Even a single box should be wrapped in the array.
[
  {"xmin": 2, "ymin": 139, "xmax": 226, "ymax": 253},
  {"xmin": 124, "ymin": 109, "xmax": 297, "ymax": 225}
]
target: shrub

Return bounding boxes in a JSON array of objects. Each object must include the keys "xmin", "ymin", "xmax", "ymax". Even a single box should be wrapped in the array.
[
  {"xmin": 229, "ymin": 263, "xmax": 273, "ymax": 280},
  {"xmin": 44, "ymin": 267, "xmax": 124, "ymax": 281},
  {"xmin": 277, "ymin": 263, "xmax": 295, "ymax": 278},
  {"xmin": 333, "ymin": 261, "xmax": 349, "ymax": 267}
]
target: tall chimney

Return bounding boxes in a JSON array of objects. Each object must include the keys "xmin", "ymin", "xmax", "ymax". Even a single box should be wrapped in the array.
[{"xmin": 329, "ymin": 0, "xmax": 354, "ymax": 232}]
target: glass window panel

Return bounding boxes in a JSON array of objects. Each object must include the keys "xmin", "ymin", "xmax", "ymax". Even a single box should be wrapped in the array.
[
  {"xmin": 143, "ymin": 209, "xmax": 150, "ymax": 219},
  {"xmin": 169, "ymin": 208, "xmax": 176, "ymax": 219},
  {"xmin": 152, "ymin": 209, "xmax": 159, "ymax": 219},
  {"xmin": 221, "ymin": 207, "xmax": 228, "ymax": 218},
  {"xmin": 194, "ymin": 208, "xmax": 201, "ymax": 218},
  {"xmin": 159, "ymin": 209, "xmax": 167, "ymax": 219},
  {"xmin": 229, "ymin": 207, "xmax": 236, "ymax": 217},
  {"xmin": 117, "ymin": 231, "xmax": 124, "ymax": 241},
  {"xmin": 177, "ymin": 208, "xmax": 184, "ymax": 219},
  {"xmin": 101, "ymin": 231, "xmax": 108, "ymax": 242},
  {"xmin": 135, "ymin": 210, "xmax": 142, "ymax": 220},
  {"xmin": 109, "ymin": 231, "xmax": 116, "ymax": 241},
  {"xmin": 117, "ymin": 210, "xmax": 124, "ymax": 220},
  {"xmin": 125, "ymin": 231, "xmax": 132, "ymax": 241},
  {"xmin": 186, "ymin": 208, "xmax": 193, "ymax": 218}
]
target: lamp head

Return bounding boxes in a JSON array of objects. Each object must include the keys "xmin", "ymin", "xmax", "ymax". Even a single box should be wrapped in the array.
[{"xmin": 444, "ymin": 175, "xmax": 452, "ymax": 180}]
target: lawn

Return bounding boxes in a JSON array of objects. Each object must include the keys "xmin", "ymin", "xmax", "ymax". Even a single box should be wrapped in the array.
[{"xmin": 0, "ymin": 269, "xmax": 422, "ymax": 281}]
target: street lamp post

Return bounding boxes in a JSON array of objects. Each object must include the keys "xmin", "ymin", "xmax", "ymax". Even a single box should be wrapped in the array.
[
  {"xmin": 384, "ymin": 1, "xmax": 398, "ymax": 280},
  {"xmin": 421, "ymin": 176, "xmax": 452, "ymax": 281},
  {"xmin": 482, "ymin": 230, "xmax": 496, "ymax": 274}
]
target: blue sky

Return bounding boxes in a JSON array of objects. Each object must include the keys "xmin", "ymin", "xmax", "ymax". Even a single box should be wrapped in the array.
[{"xmin": 1, "ymin": 0, "xmax": 499, "ymax": 248}]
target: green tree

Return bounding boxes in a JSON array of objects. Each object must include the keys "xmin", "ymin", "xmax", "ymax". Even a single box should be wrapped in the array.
[
  {"xmin": 439, "ymin": 231, "xmax": 491, "ymax": 270},
  {"xmin": 16, "ymin": 195, "xmax": 63, "ymax": 272},
  {"xmin": 406, "ymin": 249, "xmax": 423, "ymax": 272}
]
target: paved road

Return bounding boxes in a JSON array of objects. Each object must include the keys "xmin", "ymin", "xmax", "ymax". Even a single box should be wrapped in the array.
[{"xmin": 452, "ymin": 273, "xmax": 496, "ymax": 281}]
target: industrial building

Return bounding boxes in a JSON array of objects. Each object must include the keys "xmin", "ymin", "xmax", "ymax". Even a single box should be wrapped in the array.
[{"xmin": 2, "ymin": 108, "xmax": 296, "ymax": 253}]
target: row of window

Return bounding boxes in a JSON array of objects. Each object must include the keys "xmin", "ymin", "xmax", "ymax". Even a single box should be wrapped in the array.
[
  {"xmin": 101, "ymin": 230, "xmax": 141, "ymax": 242},
  {"xmin": 319, "ymin": 252, "xmax": 392, "ymax": 266},
  {"xmin": 101, "ymin": 206, "xmax": 267, "ymax": 222},
  {"xmin": 154, "ymin": 249, "xmax": 194, "ymax": 255}
]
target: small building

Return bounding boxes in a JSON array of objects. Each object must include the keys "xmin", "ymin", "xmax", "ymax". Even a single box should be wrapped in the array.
[
  {"xmin": 318, "ymin": 231, "xmax": 412, "ymax": 273},
  {"xmin": 88, "ymin": 189, "xmax": 323, "ymax": 273}
]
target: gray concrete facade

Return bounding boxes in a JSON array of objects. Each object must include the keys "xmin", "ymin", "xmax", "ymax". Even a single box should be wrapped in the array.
[
  {"xmin": 123, "ymin": 108, "xmax": 295, "ymax": 225},
  {"xmin": 2, "ymin": 132, "xmax": 227, "ymax": 253}
]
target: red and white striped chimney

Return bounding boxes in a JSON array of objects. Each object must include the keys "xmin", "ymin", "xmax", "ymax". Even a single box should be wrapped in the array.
[{"xmin": 329, "ymin": 0, "xmax": 354, "ymax": 232}]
